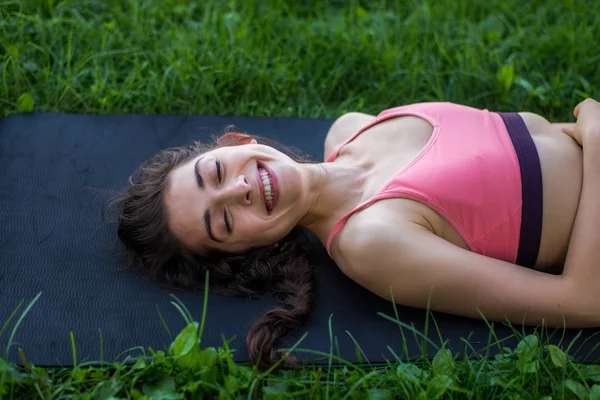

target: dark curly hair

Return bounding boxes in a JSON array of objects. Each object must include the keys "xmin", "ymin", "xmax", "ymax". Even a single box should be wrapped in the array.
[{"xmin": 107, "ymin": 132, "xmax": 316, "ymax": 369}]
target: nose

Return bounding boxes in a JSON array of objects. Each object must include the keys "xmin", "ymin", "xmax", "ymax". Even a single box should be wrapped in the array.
[{"xmin": 220, "ymin": 174, "xmax": 251, "ymax": 205}]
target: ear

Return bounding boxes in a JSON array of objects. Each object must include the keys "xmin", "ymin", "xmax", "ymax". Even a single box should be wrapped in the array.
[{"xmin": 217, "ymin": 132, "xmax": 258, "ymax": 146}]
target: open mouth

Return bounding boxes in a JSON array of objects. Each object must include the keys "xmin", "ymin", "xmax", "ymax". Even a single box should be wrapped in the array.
[{"xmin": 258, "ymin": 164, "xmax": 275, "ymax": 212}]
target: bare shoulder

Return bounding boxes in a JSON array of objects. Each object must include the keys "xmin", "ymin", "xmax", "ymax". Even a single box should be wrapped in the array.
[
  {"xmin": 324, "ymin": 112, "xmax": 375, "ymax": 160},
  {"xmin": 332, "ymin": 200, "xmax": 430, "ymax": 274}
]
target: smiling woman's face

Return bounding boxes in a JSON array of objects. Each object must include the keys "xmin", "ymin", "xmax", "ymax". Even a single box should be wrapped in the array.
[{"xmin": 163, "ymin": 139, "xmax": 307, "ymax": 254}]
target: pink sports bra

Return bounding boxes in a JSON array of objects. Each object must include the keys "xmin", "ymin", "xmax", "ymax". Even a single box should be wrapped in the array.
[{"xmin": 325, "ymin": 102, "xmax": 524, "ymax": 264}]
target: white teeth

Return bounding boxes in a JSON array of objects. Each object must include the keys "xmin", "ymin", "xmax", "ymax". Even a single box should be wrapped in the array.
[{"xmin": 259, "ymin": 167, "xmax": 274, "ymax": 210}]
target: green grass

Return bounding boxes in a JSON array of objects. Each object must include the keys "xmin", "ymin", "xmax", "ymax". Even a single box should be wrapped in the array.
[
  {"xmin": 2, "ymin": 0, "xmax": 599, "ymax": 120},
  {"xmin": 1, "ymin": 0, "xmax": 600, "ymax": 398},
  {"xmin": 4, "ymin": 289, "xmax": 600, "ymax": 400}
]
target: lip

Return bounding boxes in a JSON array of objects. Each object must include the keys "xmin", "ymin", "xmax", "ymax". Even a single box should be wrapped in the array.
[{"xmin": 257, "ymin": 161, "xmax": 279, "ymax": 214}]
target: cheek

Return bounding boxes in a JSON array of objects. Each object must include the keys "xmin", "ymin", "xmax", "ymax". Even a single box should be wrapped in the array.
[
  {"xmin": 233, "ymin": 212, "xmax": 261, "ymax": 236},
  {"xmin": 234, "ymin": 212, "xmax": 280, "ymax": 239}
]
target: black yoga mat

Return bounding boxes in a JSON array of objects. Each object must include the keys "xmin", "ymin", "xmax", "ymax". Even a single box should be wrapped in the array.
[{"xmin": 1, "ymin": 111, "xmax": 599, "ymax": 368}]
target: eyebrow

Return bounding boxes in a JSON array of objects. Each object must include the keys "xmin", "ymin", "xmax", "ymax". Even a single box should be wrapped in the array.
[
  {"xmin": 194, "ymin": 157, "xmax": 205, "ymax": 188},
  {"xmin": 194, "ymin": 157, "xmax": 220, "ymax": 243}
]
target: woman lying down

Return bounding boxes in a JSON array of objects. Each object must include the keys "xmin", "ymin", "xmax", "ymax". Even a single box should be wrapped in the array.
[{"xmin": 112, "ymin": 98, "xmax": 600, "ymax": 368}]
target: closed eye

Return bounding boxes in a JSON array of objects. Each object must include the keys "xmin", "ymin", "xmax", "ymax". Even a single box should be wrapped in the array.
[{"xmin": 224, "ymin": 209, "xmax": 231, "ymax": 233}]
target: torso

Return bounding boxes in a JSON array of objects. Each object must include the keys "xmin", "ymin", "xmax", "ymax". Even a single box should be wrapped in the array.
[{"xmin": 324, "ymin": 110, "xmax": 583, "ymax": 273}]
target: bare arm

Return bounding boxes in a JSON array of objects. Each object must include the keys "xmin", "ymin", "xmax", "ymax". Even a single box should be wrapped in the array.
[
  {"xmin": 560, "ymin": 99, "xmax": 600, "ymax": 289},
  {"xmin": 339, "ymin": 219, "xmax": 587, "ymax": 328},
  {"xmin": 337, "ymin": 100, "xmax": 600, "ymax": 328}
]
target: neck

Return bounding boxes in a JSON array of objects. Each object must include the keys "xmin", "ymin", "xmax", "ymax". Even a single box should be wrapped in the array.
[{"xmin": 297, "ymin": 161, "xmax": 367, "ymax": 243}]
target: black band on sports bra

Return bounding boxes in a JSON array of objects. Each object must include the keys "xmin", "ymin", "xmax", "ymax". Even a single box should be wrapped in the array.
[{"xmin": 498, "ymin": 112, "xmax": 543, "ymax": 269}]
